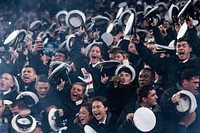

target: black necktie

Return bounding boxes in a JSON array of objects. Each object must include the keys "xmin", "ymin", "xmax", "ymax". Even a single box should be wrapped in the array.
[{"xmin": 99, "ymin": 123, "xmax": 105, "ymax": 129}]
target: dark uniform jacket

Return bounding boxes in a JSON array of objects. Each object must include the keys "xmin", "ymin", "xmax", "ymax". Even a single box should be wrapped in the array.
[
  {"xmin": 117, "ymin": 101, "xmax": 165, "ymax": 133},
  {"xmin": 160, "ymin": 83, "xmax": 200, "ymax": 133},
  {"xmin": 135, "ymin": 42, "xmax": 200, "ymax": 88},
  {"xmin": 87, "ymin": 112, "xmax": 117, "ymax": 133}
]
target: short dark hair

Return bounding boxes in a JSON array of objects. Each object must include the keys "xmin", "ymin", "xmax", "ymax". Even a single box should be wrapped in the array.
[
  {"xmin": 88, "ymin": 44, "xmax": 103, "ymax": 57},
  {"xmin": 176, "ymin": 37, "xmax": 191, "ymax": 47},
  {"xmin": 22, "ymin": 65, "xmax": 36, "ymax": 74},
  {"xmin": 72, "ymin": 82, "xmax": 86, "ymax": 94},
  {"xmin": 80, "ymin": 102, "xmax": 93, "ymax": 115},
  {"xmin": 91, "ymin": 96, "xmax": 108, "ymax": 108},
  {"xmin": 137, "ymin": 85, "xmax": 155, "ymax": 102},
  {"xmin": 35, "ymin": 74, "xmax": 49, "ymax": 85},
  {"xmin": 180, "ymin": 68, "xmax": 199, "ymax": 83},
  {"xmin": 140, "ymin": 68, "xmax": 155, "ymax": 79},
  {"xmin": 11, "ymin": 99, "xmax": 28, "ymax": 110}
]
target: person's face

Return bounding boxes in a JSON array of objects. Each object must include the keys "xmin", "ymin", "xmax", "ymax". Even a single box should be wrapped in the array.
[
  {"xmin": 0, "ymin": 100, "xmax": 5, "ymax": 116},
  {"xmin": 92, "ymin": 101, "xmax": 108, "ymax": 122},
  {"xmin": 10, "ymin": 106, "xmax": 22, "ymax": 116},
  {"xmin": 183, "ymin": 77, "xmax": 199, "ymax": 94},
  {"xmin": 176, "ymin": 41, "xmax": 192, "ymax": 61},
  {"xmin": 109, "ymin": 53, "xmax": 115, "ymax": 60},
  {"xmin": 79, "ymin": 107, "xmax": 93, "ymax": 125},
  {"xmin": 0, "ymin": 73, "xmax": 14, "ymax": 92},
  {"xmin": 115, "ymin": 53, "xmax": 125, "ymax": 63},
  {"xmin": 35, "ymin": 82, "xmax": 50, "ymax": 98},
  {"xmin": 163, "ymin": 21, "xmax": 171, "ymax": 29},
  {"xmin": 70, "ymin": 84, "xmax": 84, "ymax": 102},
  {"xmin": 89, "ymin": 46, "xmax": 102, "ymax": 64},
  {"xmin": 54, "ymin": 52, "xmax": 66, "ymax": 62},
  {"xmin": 128, "ymin": 43, "xmax": 138, "ymax": 55},
  {"xmin": 143, "ymin": 89, "xmax": 158, "ymax": 108},
  {"xmin": 138, "ymin": 70, "xmax": 155, "ymax": 87},
  {"xmin": 119, "ymin": 71, "xmax": 132, "ymax": 85},
  {"xmin": 147, "ymin": 43, "xmax": 156, "ymax": 54},
  {"xmin": 21, "ymin": 67, "xmax": 37, "ymax": 84}
]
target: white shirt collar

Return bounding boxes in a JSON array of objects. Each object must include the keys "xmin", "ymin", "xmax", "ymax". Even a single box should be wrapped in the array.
[
  {"xmin": 75, "ymin": 99, "xmax": 83, "ymax": 105},
  {"xmin": 99, "ymin": 115, "xmax": 107, "ymax": 124},
  {"xmin": 3, "ymin": 89, "xmax": 11, "ymax": 95}
]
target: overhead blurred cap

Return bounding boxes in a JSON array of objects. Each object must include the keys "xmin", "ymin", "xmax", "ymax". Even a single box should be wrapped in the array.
[
  {"xmin": 4, "ymin": 30, "xmax": 19, "ymax": 46},
  {"xmin": 16, "ymin": 91, "xmax": 39, "ymax": 107},
  {"xmin": 118, "ymin": 9, "xmax": 133, "ymax": 26},
  {"xmin": 155, "ymin": 2, "xmax": 167, "ymax": 12},
  {"xmin": 165, "ymin": 4, "xmax": 179, "ymax": 24},
  {"xmin": 133, "ymin": 107, "xmax": 156, "ymax": 132},
  {"xmin": 56, "ymin": 10, "xmax": 68, "ymax": 25},
  {"xmin": 117, "ymin": 2, "xmax": 128, "ymax": 8},
  {"xmin": 91, "ymin": 15, "xmax": 110, "ymax": 26},
  {"xmin": 155, "ymin": 41, "xmax": 175, "ymax": 51},
  {"xmin": 43, "ymin": 42, "xmax": 59, "ymax": 57},
  {"xmin": 48, "ymin": 61, "xmax": 72, "ymax": 80},
  {"xmin": 176, "ymin": 90, "xmax": 197, "ymax": 114},
  {"xmin": 144, "ymin": 6, "xmax": 159, "ymax": 22},
  {"xmin": 94, "ymin": 60, "xmax": 120, "ymax": 69},
  {"xmin": 177, "ymin": 0, "xmax": 194, "ymax": 19},
  {"xmin": 65, "ymin": 10, "xmax": 86, "ymax": 29},
  {"xmin": 12, "ymin": 114, "xmax": 37, "ymax": 133},
  {"xmin": 115, "ymin": 60, "xmax": 136, "ymax": 82},
  {"xmin": 124, "ymin": 13, "xmax": 135, "ymax": 36},
  {"xmin": 48, "ymin": 108, "xmax": 64, "ymax": 131},
  {"xmin": 42, "ymin": 22, "xmax": 48, "ymax": 30},
  {"xmin": 66, "ymin": 34, "xmax": 76, "ymax": 52},
  {"xmin": 101, "ymin": 32, "xmax": 113, "ymax": 46},
  {"xmin": 16, "ymin": 29, "xmax": 27, "ymax": 44},
  {"xmin": 177, "ymin": 22, "xmax": 188, "ymax": 39},
  {"xmin": 116, "ymin": 7, "xmax": 124, "ymax": 19},
  {"xmin": 29, "ymin": 20, "xmax": 42, "ymax": 32},
  {"xmin": 49, "ymin": 23, "xmax": 57, "ymax": 32}
]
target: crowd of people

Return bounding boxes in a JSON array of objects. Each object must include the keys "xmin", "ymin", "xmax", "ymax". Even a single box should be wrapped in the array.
[{"xmin": 0, "ymin": 0, "xmax": 200, "ymax": 132}]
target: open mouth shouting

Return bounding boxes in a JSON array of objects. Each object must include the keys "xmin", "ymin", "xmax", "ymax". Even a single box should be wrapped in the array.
[
  {"xmin": 0, "ymin": 82, "xmax": 5, "ymax": 89},
  {"xmin": 22, "ymin": 75, "xmax": 30, "ymax": 82}
]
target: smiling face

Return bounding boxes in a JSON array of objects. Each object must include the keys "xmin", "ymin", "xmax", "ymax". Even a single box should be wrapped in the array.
[
  {"xmin": 89, "ymin": 45, "xmax": 102, "ymax": 65},
  {"xmin": 79, "ymin": 106, "xmax": 93, "ymax": 125},
  {"xmin": 176, "ymin": 41, "xmax": 192, "ymax": 61},
  {"xmin": 70, "ymin": 84, "xmax": 84, "ymax": 102},
  {"xmin": 21, "ymin": 67, "xmax": 37, "ymax": 84},
  {"xmin": 35, "ymin": 82, "xmax": 50, "ymax": 98},
  {"xmin": 92, "ymin": 101, "xmax": 108, "ymax": 122},
  {"xmin": 0, "ymin": 73, "xmax": 14, "ymax": 92}
]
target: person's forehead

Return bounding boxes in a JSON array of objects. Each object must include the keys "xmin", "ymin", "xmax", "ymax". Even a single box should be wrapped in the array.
[
  {"xmin": 119, "ymin": 71, "xmax": 131, "ymax": 75},
  {"xmin": 90, "ymin": 46, "xmax": 101, "ymax": 51},
  {"xmin": 140, "ymin": 70, "xmax": 151, "ymax": 75},
  {"xmin": 72, "ymin": 84, "xmax": 83, "ymax": 89},
  {"xmin": 176, "ymin": 41, "xmax": 189, "ymax": 46},
  {"xmin": 37, "ymin": 82, "xmax": 49, "ymax": 86},
  {"xmin": 22, "ymin": 67, "xmax": 34, "ymax": 72},
  {"xmin": 1, "ymin": 73, "xmax": 12, "ymax": 79},
  {"xmin": 92, "ymin": 101, "xmax": 103, "ymax": 106}
]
